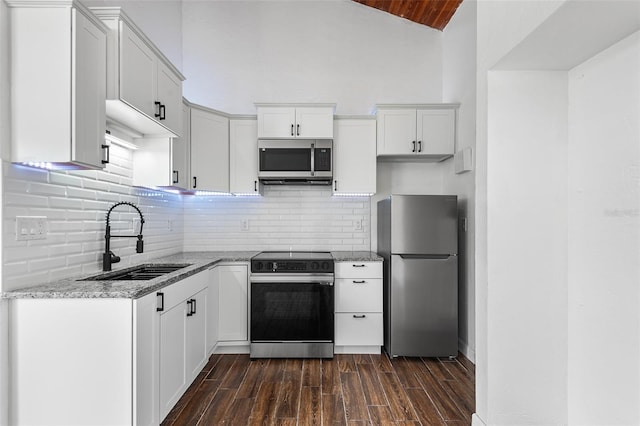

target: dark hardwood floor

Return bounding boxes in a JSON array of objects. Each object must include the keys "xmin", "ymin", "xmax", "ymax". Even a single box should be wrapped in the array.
[{"xmin": 162, "ymin": 353, "xmax": 475, "ymax": 425}]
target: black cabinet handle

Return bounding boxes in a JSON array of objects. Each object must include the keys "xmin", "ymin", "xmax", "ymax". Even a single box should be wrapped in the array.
[
  {"xmin": 159, "ymin": 104, "xmax": 166, "ymax": 121},
  {"xmin": 193, "ymin": 176, "xmax": 197, "ymax": 189},
  {"xmin": 334, "ymin": 180, "xmax": 337, "ymax": 191},
  {"xmin": 173, "ymin": 170, "xmax": 179, "ymax": 184},
  {"xmin": 156, "ymin": 292, "xmax": 164, "ymax": 312},
  {"xmin": 187, "ymin": 300, "xmax": 193, "ymax": 317},
  {"xmin": 101, "ymin": 144, "xmax": 110, "ymax": 164},
  {"xmin": 353, "ymin": 314, "xmax": 366, "ymax": 319},
  {"xmin": 291, "ymin": 124, "xmax": 294, "ymax": 136},
  {"xmin": 418, "ymin": 140, "xmax": 422, "ymax": 152},
  {"xmin": 353, "ymin": 280, "xmax": 366, "ymax": 284},
  {"xmin": 352, "ymin": 264, "xmax": 366, "ymax": 267},
  {"xmin": 154, "ymin": 101, "xmax": 161, "ymax": 118},
  {"xmin": 296, "ymin": 124, "xmax": 300, "ymax": 136},
  {"xmin": 254, "ymin": 180, "xmax": 258, "ymax": 192},
  {"xmin": 412, "ymin": 141, "xmax": 416, "ymax": 153}
]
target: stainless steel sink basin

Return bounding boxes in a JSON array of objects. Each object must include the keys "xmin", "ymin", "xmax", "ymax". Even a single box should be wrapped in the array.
[{"xmin": 81, "ymin": 264, "xmax": 191, "ymax": 281}]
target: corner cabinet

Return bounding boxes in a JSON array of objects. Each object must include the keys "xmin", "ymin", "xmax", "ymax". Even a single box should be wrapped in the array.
[
  {"xmin": 230, "ymin": 117, "xmax": 260, "ymax": 195},
  {"xmin": 90, "ymin": 7, "xmax": 185, "ymax": 137},
  {"xmin": 8, "ymin": 0, "xmax": 108, "ymax": 169},
  {"xmin": 256, "ymin": 104, "xmax": 335, "ymax": 139},
  {"xmin": 190, "ymin": 106, "xmax": 230, "ymax": 193},
  {"xmin": 333, "ymin": 117, "xmax": 377, "ymax": 195},
  {"xmin": 376, "ymin": 104, "xmax": 458, "ymax": 161},
  {"xmin": 8, "ymin": 270, "xmax": 210, "ymax": 426},
  {"xmin": 334, "ymin": 261, "xmax": 383, "ymax": 354}
]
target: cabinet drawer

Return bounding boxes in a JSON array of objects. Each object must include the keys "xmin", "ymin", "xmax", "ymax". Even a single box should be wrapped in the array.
[
  {"xmin": 335, "ymin": 278, "xmax": 382, "ymax": 312},
  {"xmin": 335, "ymin": 313, "xmax": 383, "ymax": 346},
  {"xmin": 158, "ymin": 270, "xmax": 209, "ymax": 311},
  {"xmin": 335, "ymin": 261, "xmax": 382, "ymax": 279}
]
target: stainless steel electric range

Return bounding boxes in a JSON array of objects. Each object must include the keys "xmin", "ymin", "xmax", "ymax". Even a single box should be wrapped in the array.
[{"xmin": 250, "ymin": 251, "xmax": 335, "ymax": 358}]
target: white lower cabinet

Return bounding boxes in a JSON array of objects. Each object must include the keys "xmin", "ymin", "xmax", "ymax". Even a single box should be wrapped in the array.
[
  {"xmin": 334, "ymin": 261, "xmax": 383, "ymax": 354},
  {"xmin": 158, "ymin": 271, "xmax": 208, "ymax": 421},
  {"xmin": 215, "ymin": 264, "xmax": 249, "ymax": 343},
  {"xmin": 9, "ymin": 269, "xmax": 209, "ymax": 426}
]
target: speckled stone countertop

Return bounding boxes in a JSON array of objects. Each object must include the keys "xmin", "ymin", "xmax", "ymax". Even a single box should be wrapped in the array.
[
  {"xmin": 2, "ymin": 251, "xmax": 258, "ymax": 300},
  {"xmin": 331, "ymin": 251, "xmax": 383, "ymax": 262},
  {"xmin": 2, "ymin": 250, "xmax": 381, "ymax": 300}
]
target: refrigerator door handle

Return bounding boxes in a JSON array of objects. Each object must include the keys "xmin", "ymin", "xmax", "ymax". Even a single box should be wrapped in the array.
[{"xmin": 398, "ymin": 254, "xmax": 454, "ymax": 260}]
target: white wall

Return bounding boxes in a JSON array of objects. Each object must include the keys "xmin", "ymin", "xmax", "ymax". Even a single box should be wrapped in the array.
[
  {"xmin": 442, "ymin": 0, "xmax": 477, "ymax": 362},
  {"xmin": 181, "ymin": 0, "xmax": 443, "ymax": 115},
  {"xmin": 567, "ymin": 31, "xmax": 640, "ymax": 425},
  {"xmin": 487, "ymin": 70, "xmax": 569, "ymax": 424}
]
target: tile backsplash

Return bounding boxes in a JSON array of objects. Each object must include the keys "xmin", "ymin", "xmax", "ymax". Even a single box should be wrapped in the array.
[
  {"xmin": 2, "ymin": 146, "xmax": 371, "ymax": 291},
  {"xmin": 2, "ymin": 145, "xmax": 184, "ymax": 292},
  {"xmin": 183, "ymin": 186, "xmax": 371, "ymax": 252}
]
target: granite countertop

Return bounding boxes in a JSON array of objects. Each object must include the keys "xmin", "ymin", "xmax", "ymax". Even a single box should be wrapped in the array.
[
  {"xmin": 2, "ymin": 251, "xmax": 258, "ymax": 300},
  {"xmin": 3, "ymin": 250, "xmax": 381, "ymax": 300},
  {"xmin": 331, "ymin": 251, "xmax": 383, "ymax": 262}
]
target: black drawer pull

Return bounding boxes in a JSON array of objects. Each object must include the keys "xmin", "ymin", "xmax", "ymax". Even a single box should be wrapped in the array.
[
  {"xmin": 156, "ymin": 292, "xmax": 164, "ymax": 312},
  {"xmin": 352, "ymin": 264, "xmax": 366, "ymax": 267},
  {"xmin": 353, "ymin": 314, "xmax": 366, "ymax": 319},
  {"xmin": 353, "ymin": 280, "xmax": 366, "ymax": 284}
]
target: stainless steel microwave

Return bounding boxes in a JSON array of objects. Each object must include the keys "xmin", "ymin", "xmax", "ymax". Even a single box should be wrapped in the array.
[{"xmin": 257, "ymin": 139, "xmax": 332, "ymax": 185}]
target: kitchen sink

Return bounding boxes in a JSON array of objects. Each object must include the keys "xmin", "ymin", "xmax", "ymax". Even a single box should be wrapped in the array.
[{"xmin": 81, "ymin": 264, "xmax": 191, "ymax": 281}]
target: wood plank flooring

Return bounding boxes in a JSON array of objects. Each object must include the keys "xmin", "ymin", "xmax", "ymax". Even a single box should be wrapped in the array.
[{"xmin": 161, "ymin": 353, "xmax": 475, "ymax": 426}]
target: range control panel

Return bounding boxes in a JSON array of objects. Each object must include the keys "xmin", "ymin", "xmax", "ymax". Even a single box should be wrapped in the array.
[{"xmin": 251, "ymin": 259, "xmax": 334, "ymax": 273}]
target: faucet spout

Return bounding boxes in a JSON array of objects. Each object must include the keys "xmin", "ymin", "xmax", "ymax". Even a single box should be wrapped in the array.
[{"xmin": 103, "ymin": 202, "xmax": 145, "ymax": 271}]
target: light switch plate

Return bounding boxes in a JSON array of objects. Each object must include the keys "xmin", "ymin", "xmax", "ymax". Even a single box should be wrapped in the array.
[{"xmin": 16, "ymin": 216, "xmax": 47, "ymax": 241}]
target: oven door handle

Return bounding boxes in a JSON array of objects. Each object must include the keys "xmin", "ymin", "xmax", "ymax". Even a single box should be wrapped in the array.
[
  {"xmin": 251, "ymin": 279, "xmax": 334, "ymax": 286},
  {"xmin": 250, "ymin": 274, "xmax": 334, "ymax": 284}
]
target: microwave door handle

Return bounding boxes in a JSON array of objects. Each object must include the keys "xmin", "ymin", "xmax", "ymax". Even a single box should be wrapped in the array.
[{"xmin": 310, "ymin": 142, "xmax": 315, "ymax": 175}]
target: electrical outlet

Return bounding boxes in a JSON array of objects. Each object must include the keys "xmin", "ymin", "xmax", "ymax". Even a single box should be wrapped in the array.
[
  {"xmin": 16, "ymin": 216, "xmax": 47, "ymax": 241},
  {"xmin": 168, "ymin": 220, "xmax": 174, "ymax": 232},
  {"xmin": 241, "ymin": 219, "xmax": 250, "ymax": 231},
  {"xmin": 354, "ymin": 219, "xmax": 363, "ymax": 231}
]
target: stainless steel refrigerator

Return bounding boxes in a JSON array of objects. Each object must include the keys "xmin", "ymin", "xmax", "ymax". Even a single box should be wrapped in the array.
[{"xmin": 377, "ymin": 195, "xmax": 458, "ymax": 358}]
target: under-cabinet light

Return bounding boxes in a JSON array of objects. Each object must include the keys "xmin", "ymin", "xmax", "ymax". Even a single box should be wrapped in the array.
[
  {"xmin": 332, "ymin": 193, "xmax": 373, "ymax": 198},
  {"xmin": 105, "ymin": 132, "xmax": 139, "ymax": 150},
  {"xmin": 195, "ymin": 191, "xmax": 234, "ymax": 197}
]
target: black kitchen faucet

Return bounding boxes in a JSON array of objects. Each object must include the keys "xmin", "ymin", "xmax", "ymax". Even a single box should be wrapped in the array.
[{"xmin": 103, "ymin": 202, "xmax": 145, "ymax": 271}]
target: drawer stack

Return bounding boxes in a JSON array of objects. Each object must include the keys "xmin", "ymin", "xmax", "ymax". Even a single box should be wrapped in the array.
[{"xmin": 334, "ymin": 261, "xmax": 383, "ymax": 354}]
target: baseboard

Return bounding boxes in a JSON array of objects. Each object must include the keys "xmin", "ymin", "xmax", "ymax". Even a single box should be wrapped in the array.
[
  {"xmin": 213, "ymin": 342, "xmax": 250, "ymax": 354},
  {"xmin": 458, "ymin": 338, "xmax": 476, "ymax": 363},
  {"xmin": 471, "ymin": 413, "xmax": 486, "ymax": 426},
  {"xmin": 334, "ymin": 345, "xmax": 382, "ymax": 354}
]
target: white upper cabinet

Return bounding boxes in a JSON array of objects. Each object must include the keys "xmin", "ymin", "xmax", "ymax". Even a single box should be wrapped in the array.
[
  {"xmin": 229, "ymin": 117, "xmax": 260, "ymax": 195},
  {"xmin": 190, "ymin": 106, "xmax": 230, "ymax": 193},
  {"xmin": 376, "ymin": 104, "xmax": 458, "ymax": 161},
  {"xmin": 131, "ymin": 100, "xmax": 190, "ymax": 190},
  {"xmin": 8, "ymin": 0, "xmax": 108, "ymax": 169},
  {"xmin": 256, "ymin": 104, "xmax": 335, "ymax": 139},
  {"xmin": 90, "ymin": 7, "xmax": 185, "ymax": 137},
  {"xmin": 333, "ymin": 117, "xmax": 377, "ymax": 195}
]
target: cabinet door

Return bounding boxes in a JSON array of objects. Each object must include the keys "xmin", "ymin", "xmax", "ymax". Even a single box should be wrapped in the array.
[
  {"xmin": 159, "ymin": 300, "xmax": 187, "ymax": 420},
  {"xmin": 120, "ymin": 22, "xmax": 155, "ymax": 119},
  {"xmin": 376, "ymin": 109, "xmax": 417, "ymax": 156},
  {"xmin": 156, "ymin": 60, "xmax": 183, "ymax": 135},
  {"xmin": 133, "ymin": 292, "xmax": 160, "ymax": 426},
  {"xmin": 73, "ymin": 9, "xmax": 106, "ymax": 168},
  {"xmin": 333, "ymin": 119, "xmax": 376, "ymax": 195},
  {"xmin": 218, "ymin": 265, "xmax": 248, "ymax": 341},
  {"xmin": 295, "ymin": 107, "xmax": 334, "ymax": 138},
  {"xmin": 335, "ymin": 278, "xmax": 383, "ymax": 312},
  {"xmin": 416, "ymin": 108, "xmax": 456, "ymax": 156},
  {"xmin": 335, "ymin": 313, "xmax": 383, "ymax": 346},
  {"xmin": 171, "ymin": 103, "xmax": 190, "ymax": 189},
  {"xmin": 230, "ymin": 119, "xmax": 259, "ymax": 194},
  {"xmin": 190, "ymin": 108, "xmax": 229, "ymax": 192},
  {"xmin": 257, "ymin": 107, "xmax": 296, "ymax": 138},
  {"xmin": 186, "ymin": 288, "xmax": 208, "ymax": 380}
]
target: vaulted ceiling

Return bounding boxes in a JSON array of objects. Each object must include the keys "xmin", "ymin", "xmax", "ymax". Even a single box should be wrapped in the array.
[{"xmin": 352, "ymin": 0, "xmax": 464, "ymax": 31}]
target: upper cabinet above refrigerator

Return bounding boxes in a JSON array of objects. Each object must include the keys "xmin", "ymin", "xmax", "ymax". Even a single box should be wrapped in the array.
[
  {"xmin": 8, "ymin": 0, "xmax": 109, "ymax": 170},
  {"xmin": 90, "ymin": 7, "xmax": 185, "ymax": 138}
]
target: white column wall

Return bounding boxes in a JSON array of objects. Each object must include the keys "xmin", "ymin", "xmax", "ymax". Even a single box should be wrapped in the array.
[
  {"xmin": 486, "ymin": 70, "xmax": 569, "ymax": 425},
  {"xmin": 567, "ymin": 31, "xmax": 640, "ymax": 425}
]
